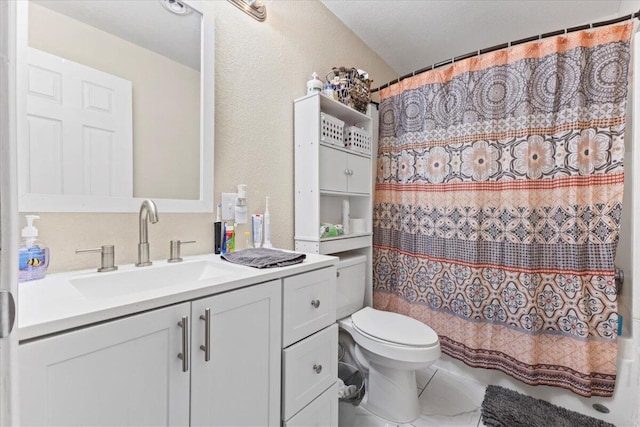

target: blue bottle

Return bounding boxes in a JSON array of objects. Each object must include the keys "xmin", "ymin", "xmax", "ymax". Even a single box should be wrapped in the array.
[{"xmin": 18, "ymin": 215, "xmax": 50, "ymax": 282}]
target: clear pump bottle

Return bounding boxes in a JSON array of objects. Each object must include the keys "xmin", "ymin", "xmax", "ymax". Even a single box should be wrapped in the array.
[{"xmin": 18, "ymin": 215, "xmax": 50, "ymax": 282}]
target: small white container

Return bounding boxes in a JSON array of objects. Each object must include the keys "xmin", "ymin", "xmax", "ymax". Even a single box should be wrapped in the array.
[
  {"xmin": 320, "ymin": 113, "xmax": 345, "ymax": 147},
  {"xmin": 344, "ymin": 126, "xmax": 371, "ymax": 154}
]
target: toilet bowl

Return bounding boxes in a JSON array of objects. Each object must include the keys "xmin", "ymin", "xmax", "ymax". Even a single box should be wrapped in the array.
[
  {"xmin": 336, "ymin": 254, "xmax": 441, "ymax": 424},
  {"xmin": 339, "ymin": 307, "xmax": 440, "ymax": 423}
]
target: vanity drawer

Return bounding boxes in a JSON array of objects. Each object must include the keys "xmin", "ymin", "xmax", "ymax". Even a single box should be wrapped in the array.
[
  {"xmin": 282, "ymin": 323, "xmax": 338, "ymax": 420},
  {"xmin": 282, "ymin": 267, "xmax": 336, "ymax": 347},
  {"xmin": 284, "ymin": 382, "xmax": 338, "ymax": 426}
]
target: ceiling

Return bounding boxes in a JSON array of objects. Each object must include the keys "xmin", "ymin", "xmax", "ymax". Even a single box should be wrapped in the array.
[{"xmin": 321, "ymin": 1, "xmax": 637, "ymax": 81}]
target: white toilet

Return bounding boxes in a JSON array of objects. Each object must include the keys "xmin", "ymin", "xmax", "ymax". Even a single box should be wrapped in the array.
[{"xmin": 337, "ymin": 254, "xmax": 441, "ymax": 424}]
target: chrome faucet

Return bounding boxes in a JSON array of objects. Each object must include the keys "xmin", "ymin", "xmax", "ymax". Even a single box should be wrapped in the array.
[{"xmin": 136, "ymin": 199, "xmax": 159, "ymax": 267}]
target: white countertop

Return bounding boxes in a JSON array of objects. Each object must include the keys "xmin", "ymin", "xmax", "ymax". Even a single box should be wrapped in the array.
[{"xmin": 19, "ymin": 252, "xmax": 337, "ymax": 341}]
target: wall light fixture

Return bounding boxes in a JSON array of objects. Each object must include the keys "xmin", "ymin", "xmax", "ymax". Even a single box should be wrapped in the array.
[{"xmin": 228, "ymin": 0, "xmax": 266, "ymax": 22}]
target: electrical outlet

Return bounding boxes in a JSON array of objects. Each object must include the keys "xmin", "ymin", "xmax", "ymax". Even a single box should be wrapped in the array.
[{"xmin": 221, "ymin": 193, "xmax": 237, "ymax": 220}]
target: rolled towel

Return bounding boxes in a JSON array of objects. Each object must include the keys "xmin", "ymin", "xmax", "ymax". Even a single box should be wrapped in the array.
[
  {"xmin": 337, "ymin": 378, "xmax": 359, "ymax": 399},
  {"xmin": 337, "ymin": 379, "xmax": 350, "ymax": 398},
  {"xmin": 345, "ymin": 384, "xmax": 358, "ymax": 397}
]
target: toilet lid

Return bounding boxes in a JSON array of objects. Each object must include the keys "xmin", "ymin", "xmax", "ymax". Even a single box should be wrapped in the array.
[{"xmin": 351, "ymin": 307, "xmax": 439, "ymax": 347}]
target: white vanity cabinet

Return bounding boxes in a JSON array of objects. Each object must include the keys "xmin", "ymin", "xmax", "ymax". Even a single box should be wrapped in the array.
[
  {"xmin": 281, "ymin": 267, "xmax": 338, "ymax": 426},
  {"xmin": 19, "ymin": 279, "xmax": 282, "ymax": 427},
  {"xmin": 20, "ymin": 302, "xmax": 192, "ymax": 426}
]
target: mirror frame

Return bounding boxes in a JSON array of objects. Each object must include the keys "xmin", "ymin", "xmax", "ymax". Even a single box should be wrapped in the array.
[{"xmin": 15, "ymin": 0, "xmax": 214, "ymax": 213}]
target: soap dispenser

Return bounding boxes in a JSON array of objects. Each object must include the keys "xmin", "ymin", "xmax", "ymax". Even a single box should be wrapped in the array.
[
  {"xmin": 18, "ymin": 215, "xmax": 50, "ymax": 282},
  {"xmin": 307, "ymin": 72, "xmax": 323, "ymax": 95}
]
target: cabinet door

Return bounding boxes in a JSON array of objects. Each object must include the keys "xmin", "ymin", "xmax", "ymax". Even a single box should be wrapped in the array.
[
  {"xmin": 320, "ymin": 145, "xmax": 348, "ymax": 192},
  {"xmin": 20, "ymin": 303, "xmax": 191, "ymax": 426},
  {"xmin": 191, "ymin": 280, "xmax": 282, "ymax": 426},
  {"xmin": 284, "ymin": 382, "xmax": 338, "ymax": 427},
  {"xmin": 347, "ymin": 153, "xmax": 371, "ymax": 194}
]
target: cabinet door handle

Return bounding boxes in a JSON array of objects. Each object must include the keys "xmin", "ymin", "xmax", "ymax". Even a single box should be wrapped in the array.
[
  {"xmin": 344, "ymin": 168, "xmax": 350, "ymax": 175},
  {"xmin": 311, "ymin": 299, "xmax": 320, "ymax": 309},
  {"xmin": 313, "ymin": 364, "xmax": 323, "ymax": 374},
  {"xmin": 178, "ymin": 316, "xmax": 189, "ymax": 372},
  {"xmin": 199, "ymin": 308, "xmax": 211, "ymax": 362},
  {"xmin": 349, "ymin": 169, "xmax": 354, "ymax": 176}
]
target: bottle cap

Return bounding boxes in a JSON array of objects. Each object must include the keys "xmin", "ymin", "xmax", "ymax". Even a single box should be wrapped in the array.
[{"xmin": 22, "ymin": 215, "xmax": 40, "ymax": 238}]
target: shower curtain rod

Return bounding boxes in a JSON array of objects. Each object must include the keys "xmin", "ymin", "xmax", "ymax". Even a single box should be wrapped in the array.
[{"xmin": 371, "ymin": 10, "xmax": 640, "ymax": 94}]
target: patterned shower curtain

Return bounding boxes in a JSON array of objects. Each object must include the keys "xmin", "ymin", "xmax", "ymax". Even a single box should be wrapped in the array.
[{"xmin": 373, "ymin": 23, "xmax": 632, "ymax": 397}]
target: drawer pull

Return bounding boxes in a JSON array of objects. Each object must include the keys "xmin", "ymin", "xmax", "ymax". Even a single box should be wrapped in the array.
[
  {"xmin": 311, "ymin": 299, "xmax": 321, "ymax": 309},
  {"xmin": 313, "ymin": 364, "xmax": 323, "ymax": 374},
  {"xmin": 200, "ymin": 308, "xmax": 211, "ymax": 362},
  {"xmin": 177, "ymin": 316, "xmax": 189, "ymax": 372}
]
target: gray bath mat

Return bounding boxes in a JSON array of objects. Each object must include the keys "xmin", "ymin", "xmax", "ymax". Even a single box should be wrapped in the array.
[{"xmin": 481, "ymin": 385, "xmax": 615, "ymax": 427}]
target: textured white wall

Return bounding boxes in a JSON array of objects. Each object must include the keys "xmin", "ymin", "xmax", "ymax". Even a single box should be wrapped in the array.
[{"xmin": 29, "ymin": 0, "xmax": 397, "ymax": 272}]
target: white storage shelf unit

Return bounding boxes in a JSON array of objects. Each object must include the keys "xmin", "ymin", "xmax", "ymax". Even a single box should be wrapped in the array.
[{"xmin": 294, "ymin": 93, "xmax": 374, "ymax": 256}]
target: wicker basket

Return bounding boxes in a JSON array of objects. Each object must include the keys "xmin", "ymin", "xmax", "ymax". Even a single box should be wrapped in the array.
[
  {"xmin": 344, "ymin": 126, "xmax": 371, "ymax": 154},
  {"xmin": 326, "ymin": 67, "xmax": 372, "ymax": 114}
]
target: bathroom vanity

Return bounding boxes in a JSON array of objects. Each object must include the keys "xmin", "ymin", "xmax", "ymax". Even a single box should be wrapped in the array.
[{"xmin": 18, "ymin": 253, "xmax": 338, "ymax": 426}]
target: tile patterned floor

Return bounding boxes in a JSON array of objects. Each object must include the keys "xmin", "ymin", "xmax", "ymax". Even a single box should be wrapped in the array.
[
  {"xmin": 342, "ymin": 365, "xmax": 486, "ymax": 427},
  {"xmin": 342, "ymin": 359, "xmax": 626, "ymax": 426},
  {"xmin": 415, "ymin": 367, "xmax": 485, "ymax": 427}
]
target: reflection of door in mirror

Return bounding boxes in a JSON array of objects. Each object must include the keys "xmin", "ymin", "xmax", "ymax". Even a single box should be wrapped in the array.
[
  {"xmin": 26, "ymin": 47, "xmax": 133, "ymax": 198},
  {"xmin": 25, "ymin": 0, "xmax": 202, "ymax": 204}
]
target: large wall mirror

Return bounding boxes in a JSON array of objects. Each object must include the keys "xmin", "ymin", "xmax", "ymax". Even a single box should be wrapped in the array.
[{"xmin": 16, "ymin": 0, "xmax": 214, "ymax": 212}]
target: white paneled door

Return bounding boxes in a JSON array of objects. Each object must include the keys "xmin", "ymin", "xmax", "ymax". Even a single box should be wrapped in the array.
[
  {"xmin": 0, "ymin": 1, "xmax": 19, "ymax": 426},
  {"xmin": 23, "ymin": 47, "xmax": 132, "ymax": 198}
]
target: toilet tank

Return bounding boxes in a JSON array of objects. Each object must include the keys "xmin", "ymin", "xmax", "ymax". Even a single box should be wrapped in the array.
[{"xmin": 336, "ymin": 254, "xmax": 367, "ymax": 319}]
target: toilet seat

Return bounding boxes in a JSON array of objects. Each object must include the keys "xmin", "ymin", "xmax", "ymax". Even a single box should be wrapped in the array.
[
  {"xmin": 339, "ymin": 307, "xmax": 441, "ymax": 365},
  {"xmin": 351, "ymin": 307, "xmax": 439, "ymax": 347}
]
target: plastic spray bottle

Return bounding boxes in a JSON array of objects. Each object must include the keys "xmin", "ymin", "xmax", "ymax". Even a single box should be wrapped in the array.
[
  {"xmin": 263, "ymin": 197, "xmax": 273, "ymax": 248},
  {"xmin": 18, "ymin": 215, "xmax": 50, "ymax": 282}
]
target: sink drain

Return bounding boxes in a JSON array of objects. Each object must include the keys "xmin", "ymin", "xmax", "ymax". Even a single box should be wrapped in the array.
[{"xmin": 592, "ymin": 403, "xmax": 610, "ymax": 414}]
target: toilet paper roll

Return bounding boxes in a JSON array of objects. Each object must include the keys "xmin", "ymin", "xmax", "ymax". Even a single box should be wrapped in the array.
[{"xmin": 350, "ymin": 218, "xmax": 366, "ymax": 233}]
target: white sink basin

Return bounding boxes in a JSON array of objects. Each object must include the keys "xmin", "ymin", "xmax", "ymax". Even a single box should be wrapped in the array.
[{"xmin": 70, "ymin": 260, "xmax": 242, "ymax": 298}]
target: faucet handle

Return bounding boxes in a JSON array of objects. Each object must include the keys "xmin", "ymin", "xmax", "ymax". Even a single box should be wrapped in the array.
[
  {"xmin": 168, "ymin": 240, "xmax": 196, "ymax": 263},
  {"xmin": 76, "ymin": 245, "xmax": 118, "ymax": 272}
]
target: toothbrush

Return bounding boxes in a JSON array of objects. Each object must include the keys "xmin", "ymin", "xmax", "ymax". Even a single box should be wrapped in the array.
[{"xmin": 263, "ymin": 196, "xmax": 273, "ymax": 248}]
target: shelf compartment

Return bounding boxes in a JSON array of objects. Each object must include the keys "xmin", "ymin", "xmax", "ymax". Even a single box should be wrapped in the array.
[
  {"xmin": 295, "ymin": 234, "xmax": 372, "ymax": 255},
  {"xmin": 295, "ymin": 93, "xmax": 370, "ymax": 126},
  {"xmin": 319, "ymin": 142, "xmax": 371, "ymax": 159},
  {"xmin": 319, "ymin": 190, "xmax": 370, "ymax": 197}
]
